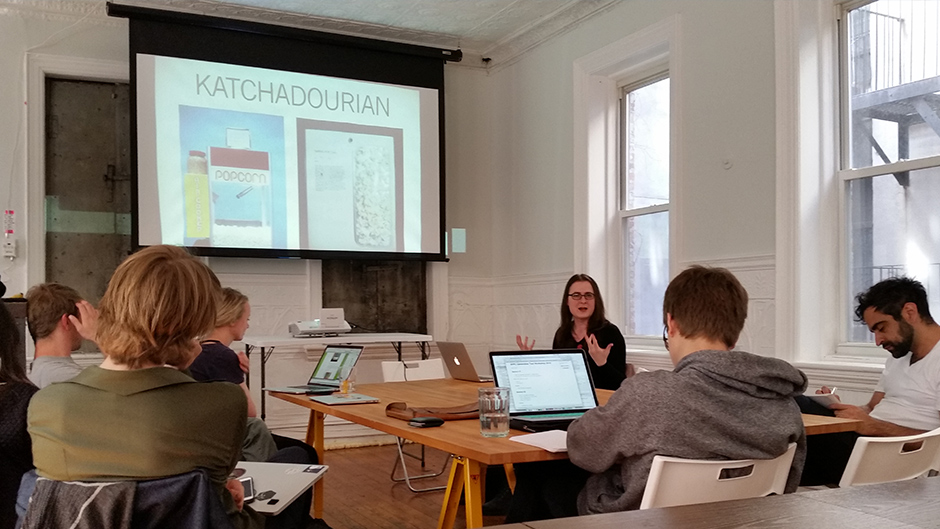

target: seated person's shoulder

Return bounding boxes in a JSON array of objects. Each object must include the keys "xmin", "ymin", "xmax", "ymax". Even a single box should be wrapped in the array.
[{"xmin": 190, "ymin": 343, "xmax": 242, "ymax": 383}]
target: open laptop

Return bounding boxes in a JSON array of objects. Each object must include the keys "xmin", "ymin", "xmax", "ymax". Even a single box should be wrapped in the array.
[
  {"xmin": 489, "ymin": 349, "xmax": 598, "ymax": 432},
  {"xmin": 438, "ymin": 341, "xmax": 493, "ymax": 382},
  {"xmin": 263, "ymin": 344, "xmax": 364, "ymax": 395}
]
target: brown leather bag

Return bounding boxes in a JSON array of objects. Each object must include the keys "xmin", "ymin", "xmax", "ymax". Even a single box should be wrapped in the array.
[{"xmin": 385, "ymin": 401, "xmax": 479, "ymax": 421}]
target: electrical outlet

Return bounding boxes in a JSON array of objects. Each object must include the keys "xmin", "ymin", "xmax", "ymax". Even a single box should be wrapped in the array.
[{"xmin": 3, "ymin": 239, "xmax": 16, "ymax": 259}]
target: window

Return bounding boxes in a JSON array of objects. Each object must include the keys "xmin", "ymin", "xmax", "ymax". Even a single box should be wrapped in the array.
[
  {"xmin": 842, "ymin": 0, "xmax": 940, "ymax": 343},
  {"xmin": 620, "ymin": 76, "xmax": 670, "ymax": 336}
]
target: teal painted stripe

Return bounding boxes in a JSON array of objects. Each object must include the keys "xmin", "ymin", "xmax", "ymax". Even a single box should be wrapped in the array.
[{"xmin": 45, "ymin": 196, "xmax": 131, "ymax": 235}]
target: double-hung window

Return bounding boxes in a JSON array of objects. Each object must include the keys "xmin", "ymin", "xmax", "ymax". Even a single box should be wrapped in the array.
[
  {"xmin": 620, "ymin": 76, "xmax": 670, "ymax": 337},
  {"xmin": 842, "ymin": 0, "xmax": 940, "ymax": 344}
]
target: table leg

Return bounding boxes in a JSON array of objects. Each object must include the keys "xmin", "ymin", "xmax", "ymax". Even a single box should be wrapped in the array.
[
  {"xmin": 436, "ymin": 456, "xmax": 483, "ymax": 529},
  {"xmin": 244, "ymin": 344, "xmax": 253, "ymax": 388},
  {"xmin": 463, "ymin": 459, "xmax": 483, "ymax": 528},
  {"xmin": 307, "ymin": 410, "xmax": 325, "ymax": 518},
  {"xmin": 504, "ymin": 463, "xmax": 516, "ymax": 492},
  {"xmin": 437, "ymin": 457, "xmax": 464, "ymax": 529},
  {"xmin": 260, "ymin": 346, "xmax": 266, "ymax": 420}
]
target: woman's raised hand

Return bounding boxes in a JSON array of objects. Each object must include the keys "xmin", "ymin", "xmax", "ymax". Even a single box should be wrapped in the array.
[{"xmin": 516, "ymin": 335, "xmax": 536, "ymax": 351}]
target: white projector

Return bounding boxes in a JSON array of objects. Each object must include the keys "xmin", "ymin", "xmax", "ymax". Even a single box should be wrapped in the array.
[{"xmin": 289, "ymin": 308, "xmax": 351, "ymax": 337}]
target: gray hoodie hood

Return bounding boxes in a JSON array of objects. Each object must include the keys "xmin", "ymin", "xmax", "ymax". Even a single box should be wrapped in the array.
[{"xmin": 675, "ymin": 349, "xmax": 808, "ymax": 400}]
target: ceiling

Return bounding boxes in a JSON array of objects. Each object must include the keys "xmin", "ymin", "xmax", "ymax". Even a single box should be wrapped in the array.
[{"xmin": 7, "ymin": 0, "xmax": 621, "ymax": 67}]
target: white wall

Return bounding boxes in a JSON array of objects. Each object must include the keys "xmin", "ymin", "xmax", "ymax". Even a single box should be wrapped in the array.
[
  {"xmin": 444, "ymin": 0, "xmax": 781, "ymax": 370},
  {"xmin": 0, "ymin": 7, "xmax": 128, "ymax": 294}
]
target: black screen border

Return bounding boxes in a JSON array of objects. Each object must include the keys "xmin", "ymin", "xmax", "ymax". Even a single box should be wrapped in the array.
[{"xmin": 109, "ymin": 2, "xmax": 453, "ymax": 261}]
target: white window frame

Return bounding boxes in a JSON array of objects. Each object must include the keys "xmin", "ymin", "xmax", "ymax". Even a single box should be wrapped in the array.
[
  {"xmin": 573, "ymin": 15, "xmax": 681, "ymax": 357},
  {"xmin": 618, "ymin": 74, "xmax": 670, "ymax": 342},
  {"xmin": 837, "ymin": 0, "xmax": 940, "ymax": 358},
  {"xmin": 775, "ymin": 0, "xmax": 889, "ymax": 368}
]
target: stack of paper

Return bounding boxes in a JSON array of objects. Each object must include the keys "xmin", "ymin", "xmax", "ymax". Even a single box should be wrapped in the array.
[{"xmin": 509, "ymin": 430, "xmax": 568, "ymax": 453}]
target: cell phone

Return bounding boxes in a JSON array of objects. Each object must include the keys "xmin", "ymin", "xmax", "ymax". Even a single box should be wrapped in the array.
[
  {"xmin": 409, "ymin": 416, "xmax": 444, "ymax": 428},
  {"xmin": 238, "ymin": 476, "xmax": 255, "ymax": 503}
]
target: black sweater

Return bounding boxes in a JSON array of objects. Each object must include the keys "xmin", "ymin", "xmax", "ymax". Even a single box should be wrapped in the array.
[{"xmin": 553, "ymin": 321, "xmax": 626, "ymax": 390}]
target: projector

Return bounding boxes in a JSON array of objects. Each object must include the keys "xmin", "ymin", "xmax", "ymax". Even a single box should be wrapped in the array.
[{"xmin": 289, "ymin": 308, "xmax": 351, "ymax": 337}]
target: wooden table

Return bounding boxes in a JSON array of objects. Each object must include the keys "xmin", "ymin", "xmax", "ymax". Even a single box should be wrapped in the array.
[
  {"xmin": 270, "ymin": 379, "xmax": 863, "ymax": 529},
  {"xmin": 801, "ymin": 413, "xmax": 861, "ymax": 435},
  {"xmin": 504, "ymin": 476, "xmax": 940, "ymax": 528}
]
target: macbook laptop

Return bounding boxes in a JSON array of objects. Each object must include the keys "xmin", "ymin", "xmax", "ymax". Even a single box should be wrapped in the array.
[
  {"xmin": 489, "ymin": 349, "xmax": 598, "ymax": 432},
  {"xmin": 263, "ymin": 344, "xmax": 364, "ymax": 395},
  {"xmin": 438, "ymin": 341, "xmax": 493, "ymax": 382}
]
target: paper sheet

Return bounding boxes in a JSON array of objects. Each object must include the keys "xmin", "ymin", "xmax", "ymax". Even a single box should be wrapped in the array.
[{"xmin": 509, "ymin": 430, "xmax": 568, "ymax": 453}]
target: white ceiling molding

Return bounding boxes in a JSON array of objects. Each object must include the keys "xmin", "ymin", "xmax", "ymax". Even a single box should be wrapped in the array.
[
  {"xmin": 3, "ymin": 0, "xmax": 622, "ymax": 69},
  {"xmin": 480, "ymin": 0, "xmax": 620, "ymax": 70}
]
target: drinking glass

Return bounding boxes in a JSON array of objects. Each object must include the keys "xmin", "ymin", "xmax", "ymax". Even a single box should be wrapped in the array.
[
  {"xmin": 340, "ymin": 365, "xmax": 357, "ymax": 395},
  {"xmin": 479, "ymin": 387, "xmax": 510, "ymax": 437}
]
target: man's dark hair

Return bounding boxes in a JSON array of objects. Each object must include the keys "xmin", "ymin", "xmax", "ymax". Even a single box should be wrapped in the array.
[{"xmin": 854, "ymin": 276, "xmax": 934, "ymax": 324}]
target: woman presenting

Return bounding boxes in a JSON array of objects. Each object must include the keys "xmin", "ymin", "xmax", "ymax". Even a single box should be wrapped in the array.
[{"xmin": 517, "ymin": 274, "xmax": 627, "ymax": 390}]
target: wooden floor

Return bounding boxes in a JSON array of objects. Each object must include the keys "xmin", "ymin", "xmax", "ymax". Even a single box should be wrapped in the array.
[{"xmin": 318, "ymin": 443, "xmax": 509, "ymax": 529}]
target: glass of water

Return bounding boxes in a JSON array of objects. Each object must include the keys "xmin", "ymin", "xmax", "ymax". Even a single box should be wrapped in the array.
[
  {"xmin": 340, "ymin": 365, "xmax": 357, "ymax": 395},
  {"xmin": 479, "ymin": 387, "xmax": 510, "ymax": 437}
]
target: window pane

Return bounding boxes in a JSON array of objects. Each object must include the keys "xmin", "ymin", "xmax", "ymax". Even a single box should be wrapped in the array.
[
  {"xmin": 623, "ymin": 212, "xmax": 669, "ymax": 336},
  {"xmin": 846, "ymin": 166, "xmax": 940, "ymax": 341},
  {"xmin": 847, "ymin": 0, "xmax": 940, "ymax": 169},
  {"xmin": 623, "ymin": 78, "xmax": 670, "ymax": 209}
]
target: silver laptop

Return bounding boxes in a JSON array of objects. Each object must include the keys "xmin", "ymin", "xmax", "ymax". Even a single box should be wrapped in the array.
[
  {"xmin": 263, "ymin": 344, "xmax": 364, "ymax": 395},
  {"xmin": 489, "ymin": 349, "xmax": 598, "ymax": 432},
  {"xmin": 438, "ymin": 341, "xmax": 493, "ymax": 382}
]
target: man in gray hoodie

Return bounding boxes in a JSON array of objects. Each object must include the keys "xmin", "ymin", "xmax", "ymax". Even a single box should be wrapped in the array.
[{"xmin": 506, "ymin": 265, "xmax": 807, "ymax": 521}]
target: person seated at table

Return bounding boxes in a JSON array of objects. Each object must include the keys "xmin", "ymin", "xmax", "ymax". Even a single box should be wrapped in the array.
[
  {"xmin": 27, "ymin": 245, "xmax": 288, "ymax": 529},
  {"xmin": 516, "ymin": 274, "xmax": 627, "ymax": 390},
  {"xmin": 25, "ymin": 283, "xmax": 97, "ymax": 389},
  {"xmin": 506, "ymin": 266, "xmax": 807, "ymax": 522},
  {"xmin": 0, "ymin": 300, "xmax": 39, "ymax": 529},
  {"xmin": 190, "ymin": 287, "xmax": 319, "ymax": 464},
  {"xmin": 798, "ymin": 277, "xmax": 940, "ymax": 486}
]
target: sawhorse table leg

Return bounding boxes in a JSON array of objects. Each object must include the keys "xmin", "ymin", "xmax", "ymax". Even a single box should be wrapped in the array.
[
  {"xmin": 437, "ymin": 456, "xmax": 483, "ymax": 529},
  {"xmin": 306, "ymin": 410, "xmax": 325, "ymax": 519}
]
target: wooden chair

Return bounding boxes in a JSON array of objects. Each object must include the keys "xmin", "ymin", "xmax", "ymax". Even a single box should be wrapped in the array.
[
  {"xmin": 639, "ymin": 443, "xmax": 797, "ymax": 510},
  {"xmin": 839, "ymin": 427, "xmax": 940, "ymax": 487}
]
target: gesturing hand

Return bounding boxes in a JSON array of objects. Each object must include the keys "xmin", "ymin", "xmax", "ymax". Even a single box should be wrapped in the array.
[
  {"xmin": 516, "ymin": 335, "xmax": 535, "ymax": 351},
  {"xmin": 586, "ymin": 334, "xmax": 613, "ymax": 366},
  {"xmin": 68, "ymin": 300, "xmax": 99, "ymax": 343}
]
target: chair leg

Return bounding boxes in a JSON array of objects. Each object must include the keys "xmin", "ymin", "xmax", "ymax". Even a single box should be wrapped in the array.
[{"xmin": 390, "ymin": 437, "xmax": 450, "ymax": 492}]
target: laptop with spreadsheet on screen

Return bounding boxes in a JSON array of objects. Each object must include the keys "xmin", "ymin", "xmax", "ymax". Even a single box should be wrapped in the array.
[
  {"xmin": 263, "ymin": 344, "xmax": 364, "ymax": 395},
  {"xmin": 489, "ymin": 349, "xmax": 598, "ymax": 432}
]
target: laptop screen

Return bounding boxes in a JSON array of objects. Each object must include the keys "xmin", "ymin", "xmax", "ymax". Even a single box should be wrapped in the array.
[
  {"xmin": 308, "ymin": 345, "xmax": 363, "ymax": 384},
  {"xmin": 490, "ymin": 350, "xmax": 597, "ymax": 414}
]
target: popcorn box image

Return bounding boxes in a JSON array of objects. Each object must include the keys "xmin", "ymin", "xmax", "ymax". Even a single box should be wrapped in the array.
[{"xmin": 208, "ymin": 146, "xmax": 273, "ymax": 247}]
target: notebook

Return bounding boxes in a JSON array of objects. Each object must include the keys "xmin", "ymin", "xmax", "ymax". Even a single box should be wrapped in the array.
[
  {"xmin": 263, "ymin": 344, "xmax": 364, "ymax": 395},
  {"xmin": 489, "ymin": 349, "xmax": 598, "ymax": 433},
  {"xmin": 438, "ymin": 341, "xmax": 493, "ymax": 382}
]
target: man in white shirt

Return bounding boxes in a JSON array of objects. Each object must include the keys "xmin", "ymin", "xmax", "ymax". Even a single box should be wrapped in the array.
[
  {"xmin": 26, "ymin": 283, "xmax": 97, "ymax": 388},
  {"xmin": 800, "ymin": 276, "xmax": 940, "ymax": 485}
]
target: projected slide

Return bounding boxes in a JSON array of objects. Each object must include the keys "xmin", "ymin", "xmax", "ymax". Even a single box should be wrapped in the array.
[
  {"xmin": 135, "ymin": 54, "xmax": 441, "ymax": 255},
  {"xmin": 299, "ymin": 121, "xmax": 403, "ymax": 252}
]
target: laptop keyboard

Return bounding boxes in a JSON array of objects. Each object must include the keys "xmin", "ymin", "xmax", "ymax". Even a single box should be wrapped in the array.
[{"xmin": 524, "ymin": 412, "xmax": 584, "ymax": 421}]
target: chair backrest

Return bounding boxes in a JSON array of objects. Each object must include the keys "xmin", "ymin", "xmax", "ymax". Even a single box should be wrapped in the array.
[
  {"xmin": 838, "ymin": 426, "xmax": 940, "ymax": 487},
  {"xmin": 22, "ymin": 470, "xmax": 233, "ymax": 529},
  {"xmin": 381, "ymin": 358, "xmax": 445, "ymax": 382},
  {"xmin": 639, "ymin": 443, "xmax": 797, "ymax": 510}
]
